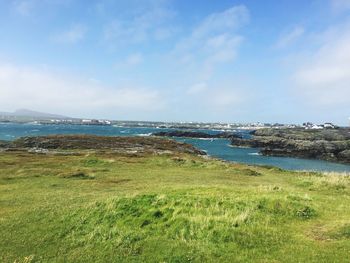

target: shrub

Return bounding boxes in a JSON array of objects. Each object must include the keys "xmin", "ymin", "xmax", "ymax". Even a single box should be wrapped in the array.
[
  {"xmin": 296, "ymin": 206, "xmax": 316, "ymax": 219},
  {"xmin": 242, "ymin": 169, "xmax": 262, "ymax": 176},
  {"xmin": 61, "ymin": 171, "xmax": 95, "ymax": 180}
]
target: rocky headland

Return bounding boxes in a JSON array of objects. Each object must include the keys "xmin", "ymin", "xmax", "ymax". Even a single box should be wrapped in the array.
[
  {"xmin": 1, "ymin": 135, "xmax": 206, "ymax": 156},
  {"xmin": 231, "ymin": 128, "xmax": 350, "ymax": 164}
]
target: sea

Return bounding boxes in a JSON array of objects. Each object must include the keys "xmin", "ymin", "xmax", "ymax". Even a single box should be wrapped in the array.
[{"xmin": 1, "ymin": 122, "xmax": 350, "ymax": 173}]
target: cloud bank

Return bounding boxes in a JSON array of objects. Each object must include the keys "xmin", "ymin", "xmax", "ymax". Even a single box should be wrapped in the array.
[
  {"xmin": 293, "ymin": 23, "xmax": 350, "ymax": 106},
  {"xmin": 0, "ymin": 64, "xmax": 163, "ymax": 118},
  {"xmin": 51, "ymin": 24, "xmax": 87, "ymax": 44}
]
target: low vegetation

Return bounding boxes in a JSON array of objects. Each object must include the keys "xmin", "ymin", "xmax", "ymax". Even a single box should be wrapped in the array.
[{"xmin": 0, "ymin": 142, "xmax": 350, "ymax": 262}]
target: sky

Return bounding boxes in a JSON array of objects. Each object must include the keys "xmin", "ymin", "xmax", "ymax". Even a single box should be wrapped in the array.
[{"xmin": 0, "ymin": 0, "xmax": 349, "ymax": 125}]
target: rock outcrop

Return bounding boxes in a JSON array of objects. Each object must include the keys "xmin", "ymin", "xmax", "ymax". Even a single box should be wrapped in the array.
[
  {"xmin": 0, "ymin": 140, "xmax": 9, "ymax": 148},
  {"xmin": 231, "ymin": 128, "xmax": 350, "ymax": 164},
  {"xmin": 6, "ymin": 135, "xmax": 207, "ymax": 156}
]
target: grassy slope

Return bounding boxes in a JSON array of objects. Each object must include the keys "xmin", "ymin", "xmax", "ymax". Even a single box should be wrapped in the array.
[{"xmin": 0, "ymin": 151, "xmax": 349, "ymax": 262}]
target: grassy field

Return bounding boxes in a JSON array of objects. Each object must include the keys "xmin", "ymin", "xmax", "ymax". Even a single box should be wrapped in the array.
[{"xmin": 0, "ymin": 150, "xmax": 349, "ymax": 262}]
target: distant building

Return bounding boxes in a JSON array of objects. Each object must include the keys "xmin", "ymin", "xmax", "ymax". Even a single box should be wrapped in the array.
[
  {"xmin": 81, "ymin": 119, "xmax": 111, "ymax": 126},
  {"xmin": 310, "ymin": 125, "xmax": 323, "ymax": 130},
  {"xmin": 323, "ymin": 123, "xmax": 336, "ymax": 129},
  {"xmin": 303, "ymin": 122, "xmax": 323, "ymax": 130}
]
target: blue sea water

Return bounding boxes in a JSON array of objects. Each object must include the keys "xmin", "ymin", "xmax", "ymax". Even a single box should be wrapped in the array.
[{"xmin": 1, "ymin": 122, "xmax": 350, "ymax": 173}]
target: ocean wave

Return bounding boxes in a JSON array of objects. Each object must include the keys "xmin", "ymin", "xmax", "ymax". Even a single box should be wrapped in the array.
[
  {"xmin": 248, "ymin": 152, "xmax": 260, "ymax": 156},
  {"xmin": 28, "ymin": 122, "xmax": 42, "ymax": 125},
  {"xmin": 136, "ymin": 133, "xmax": 152, "ymax": 136}
]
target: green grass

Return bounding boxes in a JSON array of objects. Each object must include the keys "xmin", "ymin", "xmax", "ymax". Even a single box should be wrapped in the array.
[{"xmin": 0, "ymin": 151, "xmax": 349, "ymax": 262}]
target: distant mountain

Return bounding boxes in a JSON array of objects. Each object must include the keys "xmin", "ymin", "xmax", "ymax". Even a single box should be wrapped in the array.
[{"xmin": 0, "ymin": 109, "xmax": 69, "ymax": 119}]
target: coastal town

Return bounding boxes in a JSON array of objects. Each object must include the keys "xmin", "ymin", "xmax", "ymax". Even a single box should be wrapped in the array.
[{"xmin": 0, "ymin": 109, "xmax": 343, "ymax": 130}]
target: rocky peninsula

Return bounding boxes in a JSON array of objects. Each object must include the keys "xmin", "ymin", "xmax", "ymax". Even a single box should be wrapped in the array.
[
  {"xmin": 231, "ymin": 128, "xmax": 350, "ymax": 164},
  {"xmin": 1, "ymin": 135, "xmax": 206, "ymax": 156}
]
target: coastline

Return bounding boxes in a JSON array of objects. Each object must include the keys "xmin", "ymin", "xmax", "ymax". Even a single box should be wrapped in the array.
[
  {"xmin": 231, "ymin": 128, "xmax": 350, "ymax": 165},
  {"xmin": 1, "ymin": 123, "xmax": 350, "ymax": 172},
  {"xmin": 1, "ymin": 136, "xmax": 350, "ymax": 262}
]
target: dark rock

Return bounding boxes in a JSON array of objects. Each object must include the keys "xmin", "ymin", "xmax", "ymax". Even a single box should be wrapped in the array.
[
  {"xmin": 9, "ymin": 135, "xmax": 207, "ymax": 156},
  {"xmin": 0, "ymin": 140, "xmax": 9, "ymax": 148},
  {"xmin": 231, "ymin": 128, "xmax": 350, "ymax": 164},
  {"xmin": 338, "ymin": 150, "xmax": 350, "ymax": 163}
]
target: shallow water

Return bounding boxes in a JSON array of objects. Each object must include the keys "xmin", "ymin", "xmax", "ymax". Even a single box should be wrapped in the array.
[
  {"xmin": 1, "ymin": 123, "xmax": 350, "ymax": 172},
  {"xmin": 178, "ymin": 138, "xmax": 350, "ymax": 172}
]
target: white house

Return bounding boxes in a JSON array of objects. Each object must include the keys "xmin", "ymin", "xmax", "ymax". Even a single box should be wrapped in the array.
[
  {"xmin": 310, "ymin": 124, "xmax": 323, "ymax": 130},
  {"xmin": 323, "ymin": 123, "xmax": 335, "ymax": 129}
]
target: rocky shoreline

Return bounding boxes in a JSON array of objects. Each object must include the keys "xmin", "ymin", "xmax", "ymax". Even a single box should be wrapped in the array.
[
  {"xmin": 231, "ymin": 128, "xmax": 350, "ymax": 164},
  {"xmin": 0, "ymin": 135, "xmax": 207, "ymax": 156},
  {"xmin": 152, "ymin": 130, "xmax": 241, "ymax": 139},
  {"xmin": 0, "ymin": 140, "xmax": 9, "ymax": 148}
]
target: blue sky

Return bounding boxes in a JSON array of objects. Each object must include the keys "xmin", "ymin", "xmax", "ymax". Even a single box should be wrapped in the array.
[{"xmin": 0, "ymin": 0, "xmax": 349, "ymax": 125}]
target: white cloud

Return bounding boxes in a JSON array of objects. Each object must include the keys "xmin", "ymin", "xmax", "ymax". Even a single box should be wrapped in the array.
[
  {"xmin": 293, "ymin": 25, "xmax": 350, "ymax": 106},
  {"xmin": 275, "ymin": 26, "xmax": 304, "ymax": 49},
  {"xmin": 203, "ymin": 33, "xmax": 242, "ymax": 69},
  {"xmin": 187, "ymin": 82, "xmax": 207, "ymax": 95},
  {"xmin": 192, "ymin": 5, "xmax": 249, "ymax": 39},
  {"xmin": 185, "ymin": 79, "xmax": 248, "ymax": 111},
  {"xmin": 14, "ymin": 0, "xmax": 34, "ymax": 16},
  {"xmin": 103, "ymin": 4, "xmax": 176, "ymax": 46},
  {"xmin": 52, "ymin": 24, "xmax": 87, "ymax": 44},
  {"xmin": 172, "ymin": 5, "xmax": 248, "ymax": 79},
  {"xmin": 176, "ymin": 5, "xmax": 248, "ymax": 50},
  {"xmin": 161, "ymin": 5, "xmax": 251, "ymax": 112},
  {"xmin": 125, "ymin": 53, "xmax": 143, "ymax": 66},
  {"xmin": 13, "ymin": 0, "xmax": 72, "ymax": 16},
  {"xmin": 0, "ymin": 64, "xmax": 163, "ymax": 117},
  {"xmin": 165, "ymin": 5, "xmax": 249, "ymax": 86},
  {"xmin": 114, "ymin": 53, "xmax": 144, "ymax": 69},
  {"xmin": 154, "ymin": 27, "xmax": 178, "ymax": 40},
  {"xmin": 209, "ymin": 89, "xmax": 242, "ymax": 108},
  {"xmin": 331, "ymin": 0, "xmax": 350, "ymax": 12}
]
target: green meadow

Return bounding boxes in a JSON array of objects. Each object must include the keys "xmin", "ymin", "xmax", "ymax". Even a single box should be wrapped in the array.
[{"xmin": 0, "ymin": 151, "xmax": 349, "ymax": 262}]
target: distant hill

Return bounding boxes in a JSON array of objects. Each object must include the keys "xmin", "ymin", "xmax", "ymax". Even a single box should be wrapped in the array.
[{"xmin": 0, "ymin": 109, "xmax": 69, "ymax": 119}]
